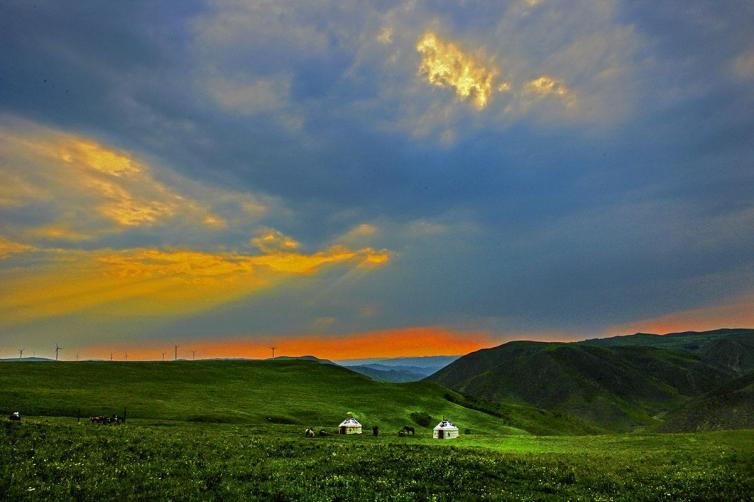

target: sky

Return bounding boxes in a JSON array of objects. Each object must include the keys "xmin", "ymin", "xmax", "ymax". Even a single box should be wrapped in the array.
[{"xmin": 1, "ymin": 0, "xmax": 753, "ymax": 360}]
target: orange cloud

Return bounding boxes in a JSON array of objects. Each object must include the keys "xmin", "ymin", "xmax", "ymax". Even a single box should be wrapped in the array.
[
  {"xmin": 0, "ymin": 121, "xmax": 257, "ymax": 238},
  {"xmin": 0, "ymin": 236, "xmax": 33, "ymax": 259},
  {"xmin": 603, "ymin": 293, "xmax": 754, "ymax": 336},
  {"xmin": 0, "ymin": 244, "xmax": 390, "ymax": 325},
  {"xmin": 78, "ymin": 326, "xmax": 495, "ymax": 361},
  {"xmin": 251, "ymin": 228, "xmax": 301, "ymax": 252}
]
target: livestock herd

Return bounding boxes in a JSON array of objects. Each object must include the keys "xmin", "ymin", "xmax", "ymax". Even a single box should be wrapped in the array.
[
  {"xmin": 90, "ymin": 414, "xmax": 124, "ymax": 425},
  {"xmin": 303, "ymin": 425, "xmax": 418, "ymax": 437},
  {"xmin": 6, "ymin": 411, "xmax": 125, "ymax": 425}
]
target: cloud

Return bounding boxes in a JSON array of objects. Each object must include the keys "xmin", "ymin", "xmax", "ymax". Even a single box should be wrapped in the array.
[
  {"xmin": 416, "ymin": 31, "xmax": 503, "ymax": 110},
  {"xmin": 0, "ymin": 237, "xmax": 33, "ymax": 260},
  {"xmin": 0, "ymin": 240, "xmax": 390, "ymax": 326},
  {"xmin": 525, "ymin": 76, "xmax": 569, "ymax": 97},
  {"xmin": 0, "ymin": 118, "xmax": 272, "ymax": 244},
  {"xmin": 250, "ymin": 227, "xmax": 301, "ymax": 253},
  {"xmin": 732, "ymin": 47, "xmax": 754, "ymax": 81}
]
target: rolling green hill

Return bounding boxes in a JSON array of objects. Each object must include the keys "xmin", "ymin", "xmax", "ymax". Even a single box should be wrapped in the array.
[
  {"xmin": 0, "ymin": 359, "xmax": 593, "ymax": 435},
  {"xmin": 583, "ymin": 328, "xmax": 754, "ymax": 375},
  {"xmin": 429, "ymin": 331, "xmax": 754, "ymax": 431}
]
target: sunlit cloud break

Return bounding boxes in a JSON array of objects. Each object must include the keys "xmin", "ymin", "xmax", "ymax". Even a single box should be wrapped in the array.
[
  {"xmin": 416, "ymin": 32, "xmax": 504, "ymax": 110},
  {"xmin": 416, "ymin": 32, "xmax": 573, "ymax": 113},
  {"xmin": 0, "ymin": 244, "xmax": 390, "ymax": 325}
]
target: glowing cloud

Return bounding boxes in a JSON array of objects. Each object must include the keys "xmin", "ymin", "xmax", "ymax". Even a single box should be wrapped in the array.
[
  {"xmin": 416, "ymin": 32, "xmax": 502, "ymax": 110},
  {"xmin": 251, "ymin": 228, "xmax": 301, "ymax": 253},
  {"xmin": 0, "ymin": 241, "xmax": 390, "ymax": 325},
  {"xmin": 0, "ymin": 122, "xmax": 245, "ymax": 238},
  {"xmin": 526, "ymin": 76, "xmax": 569, "ymax": 97},
  {"xmin": 0, "ymin": 237, "xmax": 33, "ymax": 260}
]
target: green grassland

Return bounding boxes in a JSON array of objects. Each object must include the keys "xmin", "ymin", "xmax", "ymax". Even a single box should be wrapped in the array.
[
  {"xmin": 2, "ymin": 419, "xmax": 753, "ymax": 500},
  {"xmin": 1, "ymin": 360, "xmax": 753, "ymax": 500},
  {"xmin": 0, "ymin": 360, "xmax": 592, "ymax": 435}
]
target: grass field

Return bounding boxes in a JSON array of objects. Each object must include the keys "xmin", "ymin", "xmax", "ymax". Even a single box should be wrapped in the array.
[
  {"xmin": 0, "ymin": 360, "xmax": 592, "ymax": 435},
  {"xmin": 2, "ymin": 419, "xmax": 753, "ymax": 500},
  {"xmin": 1, "ymin": 361, "xmax": 753, "ymax": 500}
]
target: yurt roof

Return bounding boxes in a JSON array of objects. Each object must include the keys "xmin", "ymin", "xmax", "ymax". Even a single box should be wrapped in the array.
[
  {"xmin": 339, "ymin": 417, "xmax": 362, "ymax": 427},
  {"xmin": 434, "ymin": 420, "xmax": 458, "ymax": 430}
]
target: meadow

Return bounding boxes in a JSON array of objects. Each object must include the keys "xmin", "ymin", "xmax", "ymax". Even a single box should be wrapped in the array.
[{"xmin": 1, "ymin": 361, "xmax": 753, "ymax": 500}]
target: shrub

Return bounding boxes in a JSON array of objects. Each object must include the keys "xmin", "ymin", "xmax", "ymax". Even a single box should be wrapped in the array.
[{"xmin": 410, "ymin": 412, "xmax": 432, "ymax": 427}]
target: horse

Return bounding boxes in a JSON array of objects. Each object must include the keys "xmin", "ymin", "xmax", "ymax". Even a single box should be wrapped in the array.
[
  {"xmin": 8, "ymin": 411, "xmax": 20, "ymax": 421},
  {"xmin": 318, "ymin": 429, "xmax": 330, "ymax": 437},
  {"xmin": 372, "ymin": 426, "xmax": 379, "ymax": 436},
  {"xmin": 304, "ymin": 428, "xmax": 316, "ymax": 437},
  {"xmin": 401, "ymin": 426, "xmax": 415, "ymax": 435}
]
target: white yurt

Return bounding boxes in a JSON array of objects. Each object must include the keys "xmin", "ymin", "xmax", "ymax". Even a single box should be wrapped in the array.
[
  {"xmin": 338, "ymin": 415, "xmax": 362, "ymax": 435},
  {"xmin": 433, "ymin": 419, "xmax": 459, "ymax": 439}
]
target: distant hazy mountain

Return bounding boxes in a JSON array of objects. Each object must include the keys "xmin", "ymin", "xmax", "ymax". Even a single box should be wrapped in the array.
[
  {"xmin": 430, "ymin": 329, "xmax": 754, "ymax": 432},
  {"xmin": 345, "ymin": 364, "xmax": 427, "ymax": 383},
  {"xmin": 337, "ymin": 356, "xmax": 458, "ymax": 376},
  {"xmin": 271, "ymin": 355, "xmax": 336, "ymax": 365},
  {"xmin": 0, "ymin": 357, "xmax": 54, "ymax": 362}
]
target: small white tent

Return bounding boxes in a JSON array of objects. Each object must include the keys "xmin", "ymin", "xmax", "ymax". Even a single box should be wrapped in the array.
[
  {"xmin": 338, "ymin": 416, "xmax": 362, "ymax": 434},
  {"xmin": 433, "ymin": 419, "xmax": 459, "ymax": 439}
]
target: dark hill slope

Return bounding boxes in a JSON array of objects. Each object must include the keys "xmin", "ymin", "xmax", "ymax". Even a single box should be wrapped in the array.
[
  {"xmin": 659, "ymin": 371, "xmax": 754, "ymax": 432},
  {"xmin": 429, "ymin": 341, "xmax": 732, "ymax": 431},
  {"xmin": 583, "ymin": 329, "xmax": 754, "ymax": 375}
]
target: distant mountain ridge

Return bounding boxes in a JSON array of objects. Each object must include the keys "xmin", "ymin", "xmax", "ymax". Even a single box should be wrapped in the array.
[
  {"xmin": 0, "ymin": 357, "xmax": 54, "ymax": 362},
  {"xmin": 345, "ymin": 364, "xmax": 428, "ymax": 383},
  {"xmin": 430, "ymin": 328, "xmax": 754, "ymax": 432},
  {"xmin": 337, "ymin": 356, "xmax": 459, "ymax": 382}
]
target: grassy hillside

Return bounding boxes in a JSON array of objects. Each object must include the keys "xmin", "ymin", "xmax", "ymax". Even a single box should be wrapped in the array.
[
  {"xmin": 429, "ymin": 341, "xmax": 734, "ymax": 431},
  {"xmin": 584, "ymin": 328, "xmax": 754, "ymax": 375},
  {"xmin": 660, "ymin": 371, "xmax": 754, "ymax": 432},
  {"xmin": 0, "ymin": 359, "xmax": 592, "ymax": 435}
]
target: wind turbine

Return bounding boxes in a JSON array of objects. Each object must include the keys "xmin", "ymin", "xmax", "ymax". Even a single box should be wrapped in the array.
[
  {"xmin": 18, "ymin": 348, "xmax": 24, "ymax": 359},
  {"xmin": 55, "ymin": 344, "xmax": 63, "ymax": 361},
  {"xmin": 271, "ymin": 346, "xmax": 276, "ymax": 359},
  {"xmin": 191, "ymin": 350, "xmax": 196, "ymax": 361}
]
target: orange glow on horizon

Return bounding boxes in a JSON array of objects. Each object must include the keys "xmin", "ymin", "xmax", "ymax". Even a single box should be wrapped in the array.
[
  {"xmin": 76, "ymin": 326, "xmax": 497, "ymax": 361},
  {"xmin": 603, "ymin": 293, "xmax": 754, "ymax": 336}
]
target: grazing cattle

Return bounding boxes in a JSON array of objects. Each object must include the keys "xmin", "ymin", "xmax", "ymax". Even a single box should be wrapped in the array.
[
  {"xmin": 304, "ymin": 428, "xmax": 316, "ymax": 437},
  {"xmin": 90, "ymin": 415, "xmax": 123, "ymax": 425},
  {"xmin": 318, "ymin": 429, "xmax": 330, "ymax": 437},
  {"xmin": 400, "ymin": 426, "xmax": 415, "ymax": 435},
  {"xmin": 372, "ymin": 426, "xmax": 379, "ymax": 436},
  {"xmin": 9, "ymin": 411, "xmax": 21, "ymax": 421}
]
